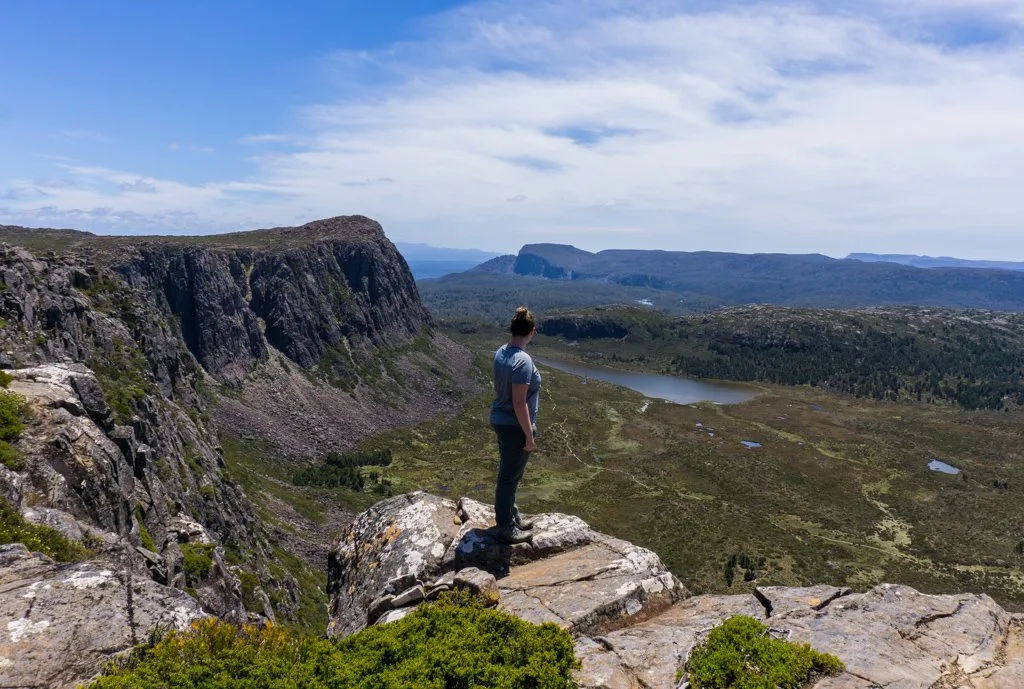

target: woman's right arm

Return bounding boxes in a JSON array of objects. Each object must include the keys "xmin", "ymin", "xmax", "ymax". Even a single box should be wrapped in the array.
[{"xmin": 512, "ymin": 383, "xmax": 537, "ymax": 451}]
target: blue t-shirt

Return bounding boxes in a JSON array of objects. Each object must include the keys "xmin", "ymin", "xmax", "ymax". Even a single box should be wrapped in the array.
[{"xmin": 490, "ymin": 344, "xmax": 541, "ymax": 426}]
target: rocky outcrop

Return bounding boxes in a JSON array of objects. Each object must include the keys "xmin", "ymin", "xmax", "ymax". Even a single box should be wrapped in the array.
[
  {"xmin": 0, "ymin": 544, "xmax": 206, "ymax": 689},
  {"xmin": 327, "ymin": 492, "xmax": 688, "ymax": 640},
  {"xmin": 328, "ymin": 493, "xmax": 1024, "ymax": 689},
  {"xmin": 2, "ymin": 364, "xmax": 249, "ymax": 622},
  {"xmin": 0, "ymin": 217, "xmax": 474, "ymax": 645}
]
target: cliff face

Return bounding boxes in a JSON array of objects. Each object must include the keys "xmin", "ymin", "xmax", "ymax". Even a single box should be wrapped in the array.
[
  {"xmin": 327, "ymin": 492, "xmax": 1024, "ymax": 689},
  {"xmin": 0, "ymin": 217, "xmax": 476, "ymax": 687},
  {"xmin": 115, "ymin": 216, "xmax": 430, "ymax": 386}
]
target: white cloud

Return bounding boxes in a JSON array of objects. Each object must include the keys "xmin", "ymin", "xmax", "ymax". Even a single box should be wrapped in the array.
[{"xmin": 5, "ymin": 0, "xmax": 1024, "ymax": 256}]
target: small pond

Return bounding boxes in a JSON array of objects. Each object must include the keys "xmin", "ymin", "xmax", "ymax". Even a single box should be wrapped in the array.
[
  {"xmin": 740, "ymin": 441, "xmax": 763, "ymax": 449},
  {"xmin": 536, "ymin": 358, "xmax": 760, "ymax": 406},
  {"xmin": 928, "ymin": 459, "xmax": 961, "ymax": 475}
]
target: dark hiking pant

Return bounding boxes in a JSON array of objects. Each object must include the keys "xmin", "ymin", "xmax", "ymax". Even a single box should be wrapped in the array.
[{"xmin": 492, "ymin": 423, "xmax": 534, "ymax": 528}]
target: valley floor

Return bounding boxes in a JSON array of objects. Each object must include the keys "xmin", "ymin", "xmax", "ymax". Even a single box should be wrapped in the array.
[{"xmin": 341, "ymin": 328, "xmax": 1024, "ymax": 611}]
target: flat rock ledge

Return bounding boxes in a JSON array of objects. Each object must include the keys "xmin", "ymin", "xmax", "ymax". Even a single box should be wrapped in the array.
[
  {"xmin": 327, "ymin": 492, "xmax": 1024, "ymax": 689},
  {"xmin": 0, "ymin": 544, "xmax": 207, "ymax": 689}
]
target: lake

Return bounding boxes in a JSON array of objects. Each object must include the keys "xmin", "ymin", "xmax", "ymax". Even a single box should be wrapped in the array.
[
  {"xmin": 928, "ymin": 459, "xmax": 961, "ymax": 475},
  {"xmin": 536, "ymin": 358, "xmax": 760, "ymax": 406}
]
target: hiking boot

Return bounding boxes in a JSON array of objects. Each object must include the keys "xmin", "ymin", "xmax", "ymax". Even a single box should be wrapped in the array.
[
  {"xmin": 515, "ymin": 514, "xmax": 536, "ymax": 530},
  {"xmin": 494, "ymin": 525, "xmax": 533, "ymax": 544}
]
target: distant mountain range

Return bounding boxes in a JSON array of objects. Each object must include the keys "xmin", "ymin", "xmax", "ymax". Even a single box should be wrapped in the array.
[
  {"xmin": 394, "ymin": 243, "xmax": 502, "ymax": 279},
  {"xmin": 847, "ymin": 253, "xmax": 1024, "ymax": 271},
  {"xmin": 443, "ymin": 243, "xmax": 1024, "ymax": 312}
]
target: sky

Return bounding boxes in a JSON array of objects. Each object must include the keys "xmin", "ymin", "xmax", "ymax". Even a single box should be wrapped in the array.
[{"xmin": 2, "ymin": 0, "xmax": 1024, "ymax": 258}]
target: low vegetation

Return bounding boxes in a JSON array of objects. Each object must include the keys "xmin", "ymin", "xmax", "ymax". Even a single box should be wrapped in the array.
[
  {"xmin": 0, "ymin": 498, "xmax": 91, "ymax": 562},
  {"xmin": 685, "ymin": 616, "xmax": 844, "ymax": 688},
  {"xmin": 538, "ymin": 305, "xmax": 1024, "ymax": 410},
  {"xmin": 180, "ymin": 543, "xmax": 215, "ymax": 581},
  {"xmin": 135, "ymin": 506, "xmax": 157, "ymax": 552},
  {"xmin": 419, "ymin": 271, "xmax": 715, "ymax": 322},
  {"xmin": 291, "ymin": 449, "xmax": 393, "ymax": 494},
  {"xmin": 89, "ymin": 339, "xmax": 155, "ymax": 424},
  {"xmin": 87, "ymin": 593, "xmax": 578, "ymax": 689},
  {"xmin": 220, "ymin": 434, "xmax": 377, "ymax": 633},
  {"xmin": 0, "ymin": 388, "xmax": 27, "ymax": 470}
]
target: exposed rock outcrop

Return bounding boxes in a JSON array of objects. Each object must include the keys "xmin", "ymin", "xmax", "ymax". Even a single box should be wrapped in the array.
[
  {"xmin": 3, "ymin": 363, "xmax": 249, "ymax": 622},
  {"xmin": 327, "ymin": 492, "xmax": 688, "ymax": 641},
  {"xmin": 328, "ymin": 493, "xmax": 1024, "ymax": 689},
  {"xmin": 0, "ymin": 544, "xmax": 206, "ymax": 689},
  {"xmin": 0, "ymin": 217, "xmax": 476, "ymax": 662}
]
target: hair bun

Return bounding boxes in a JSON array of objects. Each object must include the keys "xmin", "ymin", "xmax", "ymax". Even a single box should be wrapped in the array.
[{"xmin": 510, "ymin": 306, "xmax": 536, "ymax": 336}]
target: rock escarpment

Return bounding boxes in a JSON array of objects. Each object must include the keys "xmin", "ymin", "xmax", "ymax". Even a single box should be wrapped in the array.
[{"xmin": 328, "ymin": 492, "xmax": 1024, "ymax": 689}]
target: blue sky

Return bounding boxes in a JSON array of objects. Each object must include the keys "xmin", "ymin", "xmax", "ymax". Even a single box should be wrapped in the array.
[{"xmin": 2, "ymin": 0, "xmax": 1024, "ymax": 258}]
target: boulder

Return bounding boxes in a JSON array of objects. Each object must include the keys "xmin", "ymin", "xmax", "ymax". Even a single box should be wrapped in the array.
[
  {"xmin": 327, "ymin": 492, "xmax": 462, "ymax": 637},
  {"xmin": 327, "ymin": 493, "xmax": 687, "ymax": 641},
  {"xmin": 575, "ymin": 584, "xmax": 1024, "ymax": 689},
  {"xmin": 453, "ymin": 567, "xmax": 499, "ymax": 606},
  {"xmin": 779, "ymin": 584, "xmax": 1021, "ymax": 688},
  {"xmin": 0, "ymin": 545, "xmax": 206, "ymax": 689}
]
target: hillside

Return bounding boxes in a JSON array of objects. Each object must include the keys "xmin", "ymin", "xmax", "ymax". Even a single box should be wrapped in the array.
[
  {"xmin": 537, "ymin": 304, "xmax": 1024, "ymax": 409},
  {"xmin": 508, "ymin": 243, "xmax": 1024, "ymax": 310},
  {"xmin": 419, "ymin": 271, "xmax": 724, "ymax": 322},
  {"xmin": 849, "ymin": 252, "xmax": 1024, "ymax": 271}
]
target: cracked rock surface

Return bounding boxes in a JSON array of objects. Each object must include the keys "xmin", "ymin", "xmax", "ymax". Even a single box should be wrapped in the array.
[
  {"xmin": 0, "ymin": 544, "xmax": 206, "ymax": 689},
  {"xmin": 328, "ymin": 493, "xmax": 1024, "ymax": 689}
]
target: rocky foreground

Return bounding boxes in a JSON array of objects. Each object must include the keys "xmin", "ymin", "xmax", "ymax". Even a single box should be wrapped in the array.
[{"xmin": 328, "ymin": 493, "xmax": 1024, "ymax": 689}]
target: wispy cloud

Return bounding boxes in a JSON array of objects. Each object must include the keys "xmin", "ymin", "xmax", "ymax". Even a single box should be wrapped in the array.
[
  {"xmin": 5, "ymin": 0, "xmax": 1024, "ymax": 256},
  {"xmin": 238, "ymin": 133, "xmax": 294, "ymax": 145},
  {"xmin": 119, "ymin": 179, "xmax": 158, "ymax": 193},
  {"xmin": 57, "ymin": 129, "xmax": 111, "ymax": 143}
]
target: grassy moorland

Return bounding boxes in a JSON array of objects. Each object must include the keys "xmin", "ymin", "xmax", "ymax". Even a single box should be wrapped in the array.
[
  {"xmin": 536, "ymin": 305, "xmax": 1024, "ymax": 409},
  {"xmin": 355, "ymin": 325, "xmax": 1024, "ymax": 610}
]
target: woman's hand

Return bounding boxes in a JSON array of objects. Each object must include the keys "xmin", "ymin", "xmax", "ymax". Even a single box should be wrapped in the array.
[{"xmin": 513, "ymin": 383, "xmax": 537, "ymax": 452}]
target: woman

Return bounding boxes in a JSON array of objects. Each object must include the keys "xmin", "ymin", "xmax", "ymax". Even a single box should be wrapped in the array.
[{"xmin": 489, "ymin": 307, "xmax": 541, "ymax": 544}]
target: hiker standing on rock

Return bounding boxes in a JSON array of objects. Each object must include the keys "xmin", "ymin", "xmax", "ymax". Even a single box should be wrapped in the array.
[{"xmin": 490, "ymin": 307, "xmax": 541, "ymax": 544}]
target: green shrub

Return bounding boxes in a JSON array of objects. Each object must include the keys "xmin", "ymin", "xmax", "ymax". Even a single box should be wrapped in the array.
[
  {"xmin": 0, "ymin": 370, "xmax": 12, "ymax": 388},
  {"xmin": 686, "ymin": 616, "xmax": 844, "ymax": 689},
  {"xmin": 87, "ymin": 593, "xmax": 579, "ymax": 689},
  {"xmin": 0, "ymin": 390, "xmax": 27, "ymax": 470},
  {"xmin": 0, "ymin": 390, "xmax": 25, "ymax": 442},
  {"xmin": 135, "ymin": 506, "xmax": 157, "ymax": 552},
  {"xmin": 180, "ymin": 543, "xmax": 215, "ymax": 581},
  {"xmin": 291, "ymin": 449, "xmax": 392, "ymax": 491},
  {"xmin": 0, "ymin": 442, "xmax": 24, "ymax": 470},
  {"xmin": 238, "ymin": 570, "xmax": 262, "ymax": 612},
  {"xmin": 89, "ymin": 342, "xmax": 154, "ymax": 424},
  {"xmin": 0, "ymin": 498, "xmax": 91, "ymax": 562}
]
